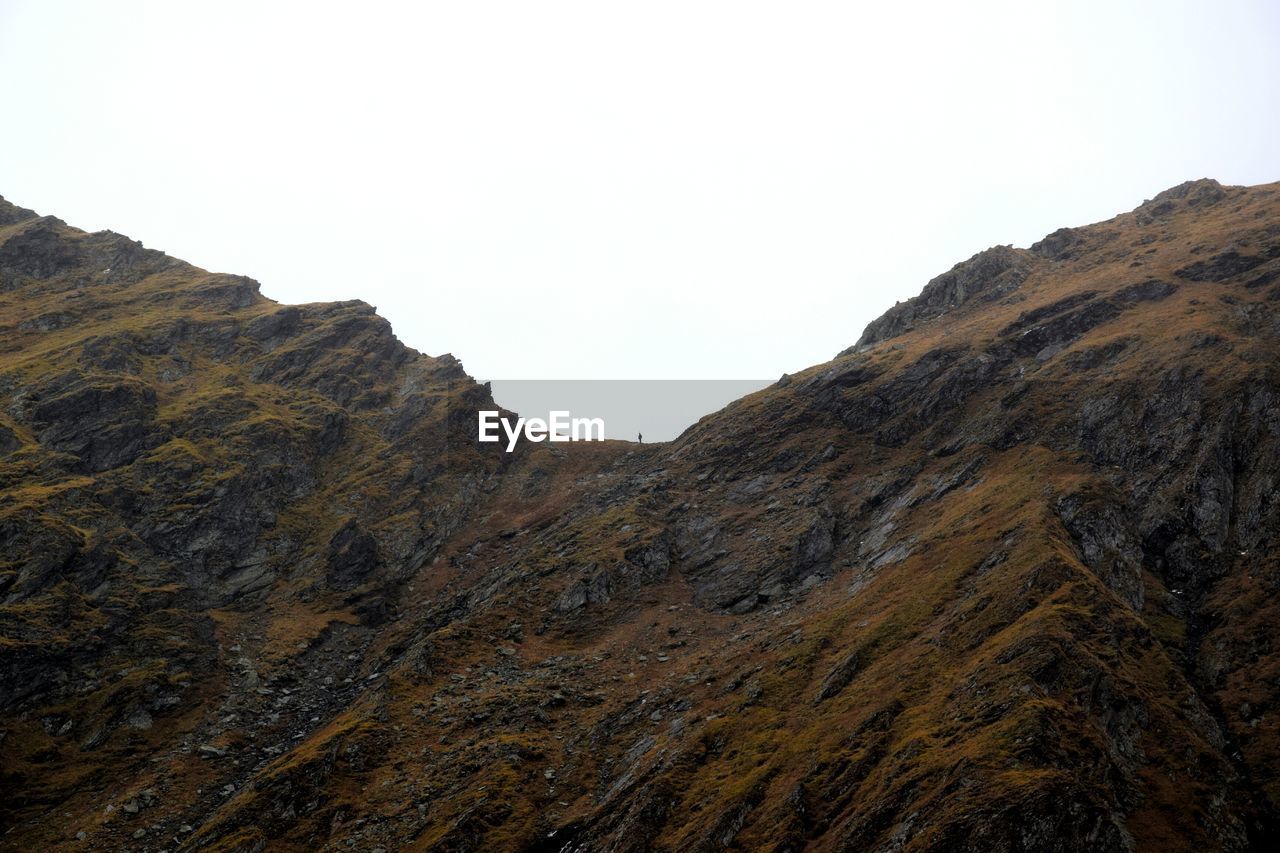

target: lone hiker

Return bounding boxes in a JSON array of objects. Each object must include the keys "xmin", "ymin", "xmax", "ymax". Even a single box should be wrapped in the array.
[{"xmin": 638, "ymin": 432, "xmax": 643, "ymax": 444}]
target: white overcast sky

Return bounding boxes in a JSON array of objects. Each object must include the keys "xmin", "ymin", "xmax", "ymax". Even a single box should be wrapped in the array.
[{"xmin": 1, "ymin": 1, "xmax": 1277, "ymax": 380}]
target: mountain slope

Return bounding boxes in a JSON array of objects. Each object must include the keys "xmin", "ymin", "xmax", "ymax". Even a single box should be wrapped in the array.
[{"xmin": 2, "ymin": 180, "xmax": 1280, "ymax": 851}]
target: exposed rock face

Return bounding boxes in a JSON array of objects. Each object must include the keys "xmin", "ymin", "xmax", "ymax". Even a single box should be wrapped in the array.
[
  {"xmin": 850, "ymin": 244, "xmax": 1034, "ymax": 349},
  {"xmin": 3, "ymin": 181, "xmax": 1280, "ymax": 852},
  {"xmin": 1134, "ymin": 177, "xmax": 1229, "ymax": 225}
]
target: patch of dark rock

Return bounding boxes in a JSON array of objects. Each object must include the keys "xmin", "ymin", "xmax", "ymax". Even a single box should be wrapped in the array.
[
  {"xmin": 1002, "ymin": 298, "xmax": 1122, "ymax": 358},
  {"xmin": 79, "ymin": 333, "xmax": 144, "ymax": 374},
  {"xmin": 0, "ymin": 514, "xmax": 120, "ymax": 603},
  {"xmin": 1031, "ymin": 227, "xmax": 1085, "ymax": 261},
  {"xmin": 856, "ymin": 464, "xmax": 924, "ymax": 514},
  {"xmin": 914, "ymin": 456, "xmax": 984, "ymax": 506},
  {"xmin": 18, "ymin": 311, "xmax": 77, "ymax": 332},
  {"xmin": 727, "ymin": 474, "xmax": 771, "ymax": 503},
  {"xmin": 1246, "ymin": 269, "xmax": 1278, "ymax": 291},
  {"xmin": 672, "ymin": 515, "xmax": 724, "ymax": 570},
  {"xmin": 31, "ymin": 376, "xmax": 159, "ymax": 472},
  {"xmin": 1035, "ymin": 343, "xmax": 1064, "ymax": 362},
  {"xmin": 814, "ymin": 648, "xmax": 861, "ymax": 704},
  {"xmin": 352, "ymin": 594, "xmax": 391, "ymax": 626},
  {"xmin": 793, "ymin": 515, "xmax": 835, "ymax": 576},
  {"xmin": 248, "ymin": 303, "xmax": 411, "ymax": 407},
  {"xmin": 868, "ymin": 538, "xmax": 915, "ymax": 569},
  {"xmin": 977, "ymin": 548, "xmax": 1010, "ymax": 574},
  {"xmin": 526, "ymin": 822, "xmax": 585, "ymax": 853},
  {"xmin": 1112, "ymin": 279, "xmax": 1176, "ymax": 303},
  {"xmin": 808, "ymin": 358, "xmax": 883, "ymax": 387},
  {"xmin": 826, "ymin": 346, "xmax": 995, "ymax": 446},
  {"xmin": 326, "ymin": 519, "xmax": 382, "ymax": 591},
  {"xmin": 0, "ymin": 217, "xmax": 84, "ymax": 281},
  {"xmin": 554, "ymin": 570, "xmax": 612, "ymax": 613},
  {"xmin": 1055, "ymin": 494, "xmax": 1145, "ymax": 610},
  {"xmin": 1175, "ymin": 251, "xmax": 1266, "ymax": 282},
  {"xmin": 697, "ymin": 778, "xmax": 770, "ymax": 849},
  {"xmin": 1000, "ymin": 291, "xmax": 1101, "ymax": 337},
  {"xmin": 876, "ymin": 349, "xmax": 1007, "ymax": 447},
  {"xmin": 245, "ymin": 306, "xmax": 303, "ymax": 349},
  {"xmin": 183, "ymin": 274, "xmax": 260, "ymax": 311},
  {"xmin": 772, "ymin": 446, "xmax": 805, "ymax": 472},
  {"xmin": 1136, "ymin": 200, "xmax": 1177, "ymax": 225},
  {"xmin": 0, "ymin": 422, "xmax": 20, "ymax": 454},
  {"xmin": 623, "ymin": 537, "xmax": 672, "ymax": 584}
]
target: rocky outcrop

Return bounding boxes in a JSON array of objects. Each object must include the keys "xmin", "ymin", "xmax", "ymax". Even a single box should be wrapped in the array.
[
  {"xmin": 852, "ymin": 245, "xmax": 1034, "ymax": 349},
  {"xmin": 29, "ymin": 374, "xmax": 159, "ymax": 472},
  {"xmin": 1133, "ymin": 177, "xmax": 1229, "ymax": 225}
]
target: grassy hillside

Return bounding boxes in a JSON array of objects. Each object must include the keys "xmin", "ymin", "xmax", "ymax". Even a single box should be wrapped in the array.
[{"xmin": 2, "ymin": 180, "xmax": 1280, "ymax": 850}]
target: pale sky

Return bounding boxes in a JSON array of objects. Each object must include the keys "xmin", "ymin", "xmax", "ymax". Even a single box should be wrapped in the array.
[{"xmin": 1, "ymin": 1, "xmax": 1277, "ymax": 380}]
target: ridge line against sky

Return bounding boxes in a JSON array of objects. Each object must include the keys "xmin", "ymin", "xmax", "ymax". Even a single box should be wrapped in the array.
[{"xmin": 1, "ymin": 0, "xmax": 1277, "ymax": 380}]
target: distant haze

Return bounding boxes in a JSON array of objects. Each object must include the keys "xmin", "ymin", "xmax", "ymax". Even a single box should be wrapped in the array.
[{"xmin": 1, "ymin": 1, "xmax": 1277, "ymax": 380}]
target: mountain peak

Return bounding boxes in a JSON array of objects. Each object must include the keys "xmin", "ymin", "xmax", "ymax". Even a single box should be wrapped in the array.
[
  {"xmin": 1146, "ymin": 176, "xmax": 1227, "ymax": 205},
  {"xmin": 850, "ymin": 177, "xmax": 1264, "ymax": 355}
]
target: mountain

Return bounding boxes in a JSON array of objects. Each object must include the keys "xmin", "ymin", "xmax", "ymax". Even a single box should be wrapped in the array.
[{"xmin": 2, "ymin": 179, "xmax": 1280, "ymax": 851}]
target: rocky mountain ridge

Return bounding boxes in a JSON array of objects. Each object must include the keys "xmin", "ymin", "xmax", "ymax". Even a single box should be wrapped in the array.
[{"xmin": 2, "ymin": 179, "xmax": 1280, "ymax": 851}]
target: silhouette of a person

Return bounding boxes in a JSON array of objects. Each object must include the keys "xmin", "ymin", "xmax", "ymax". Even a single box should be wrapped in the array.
[{"xmin": 638, "ymin": 432, "xmax": 643, "ymax": 444}]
